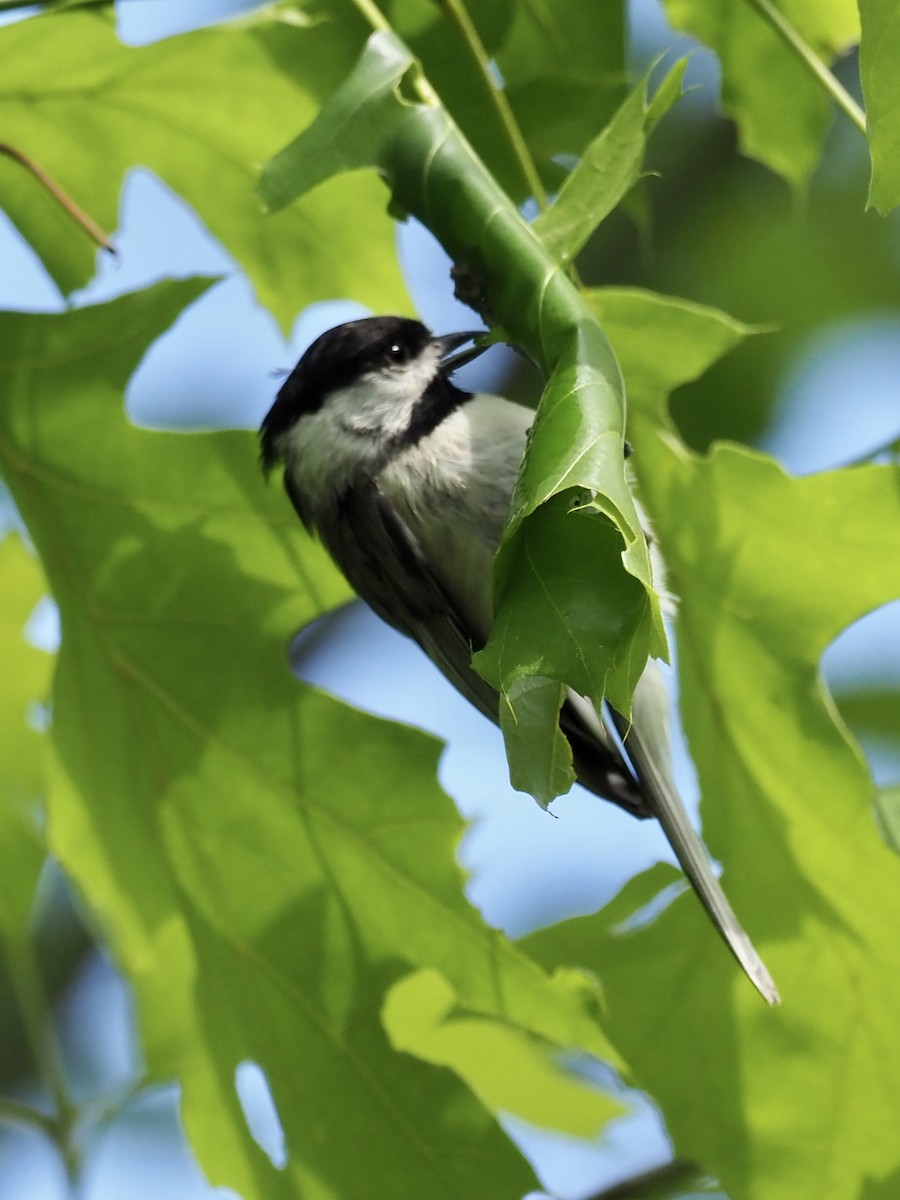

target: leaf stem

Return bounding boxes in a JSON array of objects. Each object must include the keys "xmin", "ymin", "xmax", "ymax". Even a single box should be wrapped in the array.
[
  {"xmin": 349, "ymin": 0, "xmax": 391, "ymax": 35},
  {"xmin": 0, "ymin": 143, "xmax": 115, "ymax": 253},
  {"xmin": 742, "ymin": 0, "xmax": 866, "ymax": 134},
  {"xmin": 434, "ymin": 0, "xmax": 549, "ymax": 210}
]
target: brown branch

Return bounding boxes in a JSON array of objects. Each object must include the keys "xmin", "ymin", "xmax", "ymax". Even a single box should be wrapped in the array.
[{"xmin": 1, "ymin": 142, "xmax": 115, "ymax": 253}]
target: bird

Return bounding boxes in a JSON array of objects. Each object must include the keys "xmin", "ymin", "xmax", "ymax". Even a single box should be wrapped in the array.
[{"xmin": 260, "ymin": 314, "xmax": 780, "ymax": 1005}]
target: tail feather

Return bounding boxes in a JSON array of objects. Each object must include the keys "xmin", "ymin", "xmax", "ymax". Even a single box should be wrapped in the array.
[{"xmin": 606, "ymin": 664, "xmax": 780, "ymax": 1005}]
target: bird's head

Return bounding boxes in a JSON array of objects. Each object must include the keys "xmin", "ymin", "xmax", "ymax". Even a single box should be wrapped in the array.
[{"xmin": 260, "ymin": 316, "xmax": 485, "ymax": 473}]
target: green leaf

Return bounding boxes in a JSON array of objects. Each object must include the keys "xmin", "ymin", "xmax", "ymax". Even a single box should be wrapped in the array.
[
  {"xmin": 477, "ymin": 491, "xmax": 654, "ymax": 724},
  {"xmin": 0, "ymin": 285, "xmax": 635, "ymax": 1199},
  {"xmin": 860, "ymin": 0, "xmax": 900, "ymax": 213},
  {"xmin": 0, "ymin": 534, "xmax": 50, "ymax": 938},
  {"xmin": 527, "ymin": 288, "xmax": 900, "ymax": 1200},
  {"xmin": 534, "ymin": 60, "xmax": 687, "ymax": 266},
  {"xmin": 499, "ymin": 675, "xmax": 574, "ymax": 806},
  {"xmin": 662, "ymin": 0, "xmax": 860, "ymax": 186},
  {"xmin": 587, "ymin": 287, "xmax": 757, "ymax": 416},
  {"xmin": 261, "ymin": 30, "xmax": 665, "ymax": 800},
  {"xmin": 0, "ymin": 6, "xmax": 408, "ymax": 325},
  {"xmin": 383, "ymin": 968, "xmax": 623, "ymax": 1136}
]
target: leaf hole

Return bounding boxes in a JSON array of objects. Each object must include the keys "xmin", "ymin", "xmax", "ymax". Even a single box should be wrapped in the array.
[
  {"xmin": 611, "ymin": 879, "xmax": 687, "ymax": 935},
  {"xmin": 235, "ymin": 1060, "xmax": 287, "ymax": 1170},
  {"xmin": 25, "ymin": 594, "xmax": 60, "ymax": 653},
  {"xmin": 396, "ymin": 66, "xmax": 423, "ymax": 106}
]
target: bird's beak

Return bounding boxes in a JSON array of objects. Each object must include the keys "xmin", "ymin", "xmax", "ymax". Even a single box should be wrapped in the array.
[{"xmin": 435, "ymin": 329, "xmax": 488, "ymax": 374}]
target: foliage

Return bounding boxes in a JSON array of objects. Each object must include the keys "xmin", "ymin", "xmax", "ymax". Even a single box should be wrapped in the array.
[{"xmin": 0, "ymin": 1, "xmax": 898, "ymax": 1199}]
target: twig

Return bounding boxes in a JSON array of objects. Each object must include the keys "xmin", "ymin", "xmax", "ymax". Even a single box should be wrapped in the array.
[
  {"xmin": 0, "ymin": 143, "xmax": 115, "ymax": 253},
  {"xmin": 434, "ymin": 0, "xmax": 549, "ymax": 210},
  {"xmin": 742, "ymin": 0, "xmax": 867, "ymax": 134}
]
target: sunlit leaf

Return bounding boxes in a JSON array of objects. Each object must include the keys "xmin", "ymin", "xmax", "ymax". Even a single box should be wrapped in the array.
[
  {"xmin": 0, "ymin": 6, "xmax": 409, "ymax": 325},
  {"xmin": 383, "ymin": 968, "xmax": 622, "ymax": 1135}
]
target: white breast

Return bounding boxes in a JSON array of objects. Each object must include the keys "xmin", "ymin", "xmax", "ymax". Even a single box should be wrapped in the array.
[{"xmin": 379, "ymin": 393, "xmax": 534, "ymax": 637}]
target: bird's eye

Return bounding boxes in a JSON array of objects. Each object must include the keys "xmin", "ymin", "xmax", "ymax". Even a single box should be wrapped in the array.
[{"xmin": 384, "ymin": 342, "xmax": 405, "ymax": 364}]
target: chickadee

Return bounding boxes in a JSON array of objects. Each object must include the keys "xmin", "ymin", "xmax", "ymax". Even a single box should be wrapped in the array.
[{"xmin": 261, "ymin": 315, "xmax": 779, "ymax": 1005}]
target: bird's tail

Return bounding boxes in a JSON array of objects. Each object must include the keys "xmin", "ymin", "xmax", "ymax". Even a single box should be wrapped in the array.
[{"xmin": 611, "ymin": 664, "xmax": 781, "ymax": 1006}]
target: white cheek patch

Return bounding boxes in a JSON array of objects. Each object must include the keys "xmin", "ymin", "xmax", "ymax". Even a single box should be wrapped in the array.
[
  {"xmin": 336, "ymin": 346, "xmax": 442, "ymax": 439},
  {"xmin": 278, "ymin": 400, "xmax": 382, "ymax": 510},
  {"xmin": 275, "ymin": 345, "xmax": 443, "ymax": 506}
]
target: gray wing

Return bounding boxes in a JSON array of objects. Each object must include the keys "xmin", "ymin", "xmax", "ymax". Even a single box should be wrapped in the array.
[{"xmin": 308, "ymin": 477, "xmax": 501, "ymax": 723}]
